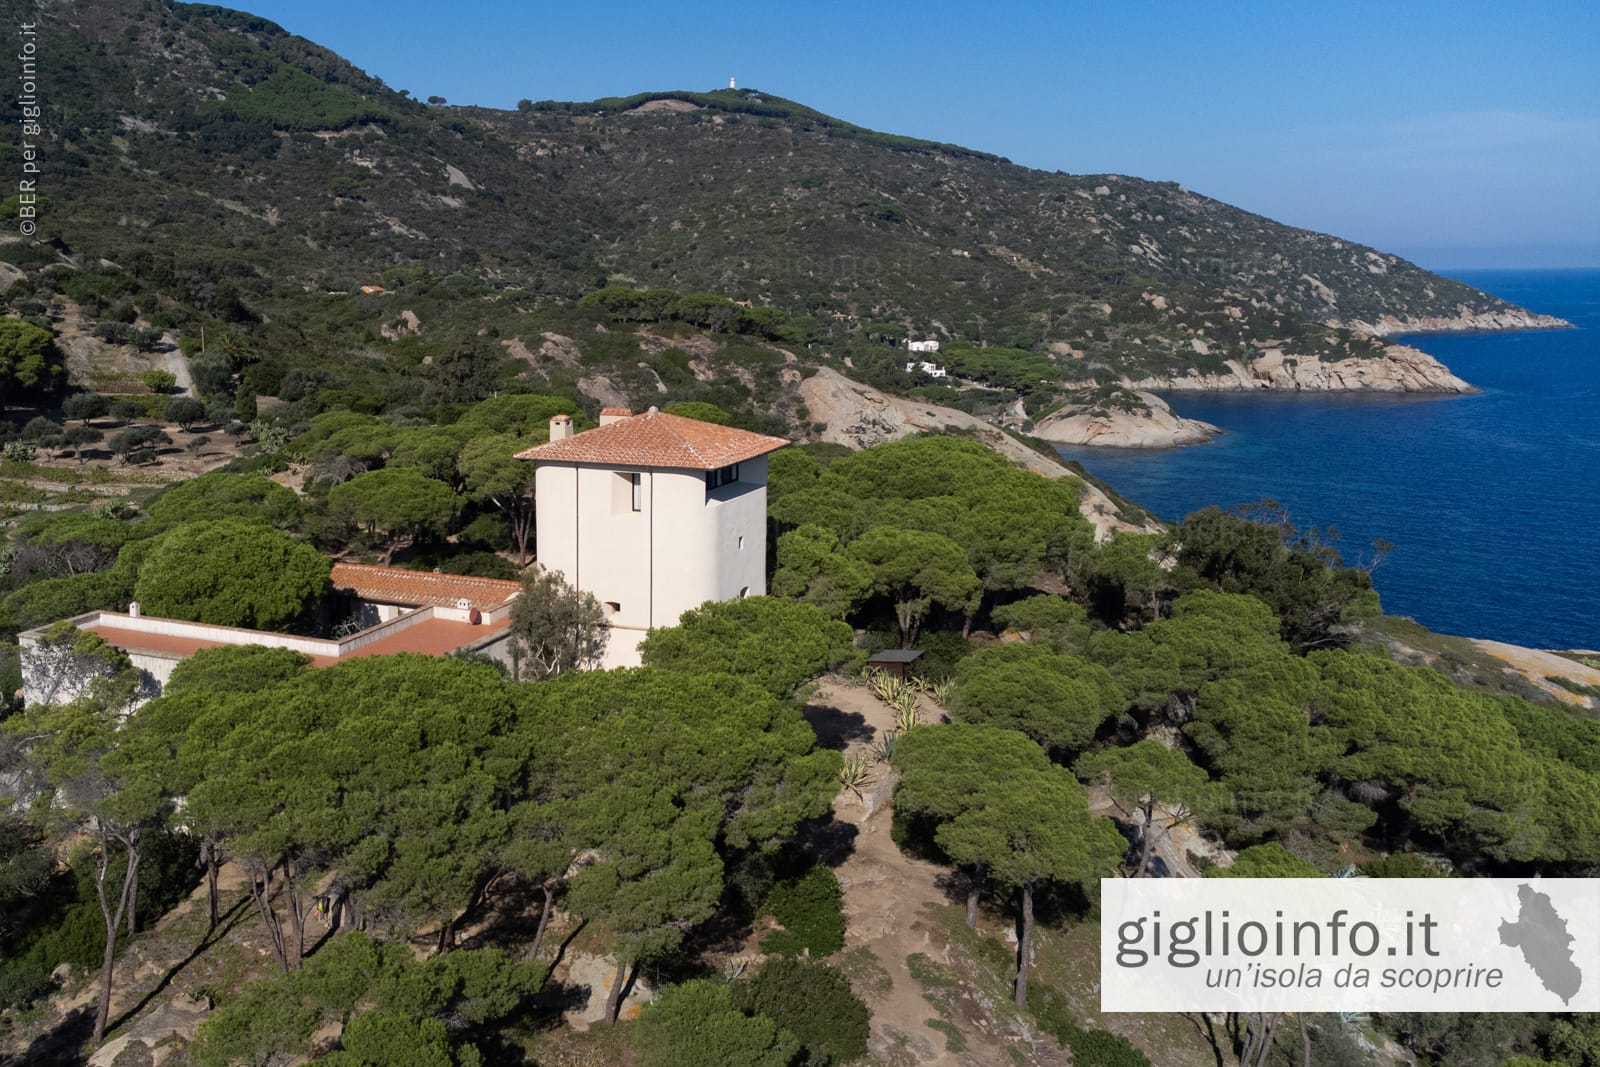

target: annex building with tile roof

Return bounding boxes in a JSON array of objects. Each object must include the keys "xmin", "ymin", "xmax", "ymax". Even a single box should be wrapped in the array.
[
  {"xmin": 18, "ymin": 563, "xmax": 522, "ymax": 710},
  {"xmin": 518, "ymin": 408, "xmax": 787, "ymax": 668},
  {"xmin": 17, "ymin": 407, "xmax": 786, "ymax": 706}
]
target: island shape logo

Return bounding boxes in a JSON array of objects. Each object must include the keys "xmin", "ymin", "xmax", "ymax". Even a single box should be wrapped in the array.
[
  {"xmin": 1499, "ymin": 883, "xmax": 1584, "ymax": 1005},
  {"xmin": 1101, "ymin": 878, "xmax": 1600, "ymax": 1012}
]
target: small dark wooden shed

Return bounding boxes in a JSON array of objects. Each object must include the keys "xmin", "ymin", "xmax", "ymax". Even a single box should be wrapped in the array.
[{"xmin": 865, "ymin": 648, "xmax": 924, "ymax": 680}]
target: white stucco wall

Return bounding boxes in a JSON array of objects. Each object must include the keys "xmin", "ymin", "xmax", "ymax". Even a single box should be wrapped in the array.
[{"xmin": 533, "ymin": 454, "xmax": 771, "ymax": 668}]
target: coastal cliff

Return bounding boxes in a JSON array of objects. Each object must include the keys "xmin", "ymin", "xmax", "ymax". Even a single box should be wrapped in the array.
[
  {"xmin": 1334, "ymin": 306, "xmax": 1572, "ymax": 336},
  {"xmin": 1119, "ymin": 342, "xmax": 1475, "ymax": 394}
]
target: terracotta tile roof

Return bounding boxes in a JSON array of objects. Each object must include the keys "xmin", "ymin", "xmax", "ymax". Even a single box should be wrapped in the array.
[
  {"xmin": 342, "ymin": 616, "xmax": 511, "ymax": 659},
  {"xmin": 516, "ymin": 410, "xmax": 788, "ymax": 470},
  {"xmin": 87, "ymin": 618, "xmax": 511, "ymax": 668},
  {"xmin": 599, "ymin": 406, "xmax": 631, "ymax": 416},
  {"xmin": 330, "ymin": 562, "xmax": 522, "ymax": 610},
  {"xmin": 84, "ymin": 624, "xmax": 342, "ymax": 665}
]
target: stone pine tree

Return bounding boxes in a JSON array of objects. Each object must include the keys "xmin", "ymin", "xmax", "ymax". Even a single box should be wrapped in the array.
[
  {"xmin": 947, "ymin": 642, "xmax": 1126, "ymax": 758},
  {"xmin": 639, "ymin": 596, "xmax": 858, "ymax": 699},
  {"xmin": 520, "ymin": 669, "xmax": 840, "ymax": 1023},
  {"xmin": 893, "ymin": 723, "xmax": 1054, "ymax": 932},
  {"xmin": 1076, "ymin": 739, "xmax": 1223, "ymax": 876},
  {"xmin": 460, "ymin": 433, "xmax": 538, "ymax": 564},
  {"xmin": 131, "ymin": 519, "xmax": 330, "ymax": 631},
  {"xmin": 934, "ymin": 767, "xmax": 1124, "ymax": 1010},
  {"xmin": 846, "ymin": 525, "xmax": 981, "ymax": 646},
  {"xmin": 327, "ymin": 468, "xmax": 457, "ymax": 564}
]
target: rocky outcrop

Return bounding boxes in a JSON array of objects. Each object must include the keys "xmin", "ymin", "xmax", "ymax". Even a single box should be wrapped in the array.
[
  {"xmin": 1121, "ymin": 343, "xmax": 1474, "ymax": 393},
  {"xmin": 1333, "ymin": 306, "xmax": 1572, "ymax": 336},
  {"xmin": 799, "ymin": 367, "xmax": 1155, "ymax": 540},
  {"xmin": 1032, "ymin": 391, "xmax": 1220, "ymax": 449}
]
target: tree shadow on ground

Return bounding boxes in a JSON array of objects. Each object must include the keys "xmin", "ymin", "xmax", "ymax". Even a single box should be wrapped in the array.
[
  {"xmin": 0, "ymin": 1006, "xmax": 93, "ymax": 1067},
  {"xmin": 793, "ymin": 812, "xmax": 859, "ymax": 869},
  {"xmin": 933, "ymin": 868, "xmax": 978, "ymax": 910},
  {"xmin": 107, "ymin": 894, "xmax": 252, "ymax": 1035},
  {"xmin": 524, "ymin": 979, "xmax": 591, "ymax": 1032},
  {"xmin": 801, "ymin": 703, "xmax": 875, "ymax": 750}
]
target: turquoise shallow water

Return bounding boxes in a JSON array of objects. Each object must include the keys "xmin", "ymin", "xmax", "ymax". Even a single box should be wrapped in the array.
[{"xmin": 1053, "ymin": 269, "xmax": 1599, "ymax": 650}]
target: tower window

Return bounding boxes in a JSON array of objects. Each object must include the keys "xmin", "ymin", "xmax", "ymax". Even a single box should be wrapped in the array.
[
  {"xmin": 615, "ymin": 471, "xmax": 642, "ymax": 513},
  {"xmin": 706, "ymin": 463, "xmax": 739, "ymax": 492}
]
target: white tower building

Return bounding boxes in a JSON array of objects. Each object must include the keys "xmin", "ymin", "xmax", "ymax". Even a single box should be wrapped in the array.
[{"xmin": 518, "ymin": 408, "xmax": 788, "ymax": 668}]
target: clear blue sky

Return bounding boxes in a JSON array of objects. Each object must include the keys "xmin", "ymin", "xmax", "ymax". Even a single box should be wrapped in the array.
[{"xmin": 241, "ymin": 0, "xmax": 1598, "ymax": 268}]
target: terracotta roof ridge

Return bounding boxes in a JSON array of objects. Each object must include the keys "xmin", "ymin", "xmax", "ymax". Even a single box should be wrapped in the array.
[{"xmin": 330, "ymin": 561, "xmax": 521, "ymax": 590}]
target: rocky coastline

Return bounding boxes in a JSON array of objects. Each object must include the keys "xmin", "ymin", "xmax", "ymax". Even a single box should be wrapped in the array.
[
  {"xmin": 1332, "ymin": 306, "xmax": 1572, "ymax": 336},
  {"xmin": 1119, "ymin": 343, "xmax": 1475, "ymax": 395}
]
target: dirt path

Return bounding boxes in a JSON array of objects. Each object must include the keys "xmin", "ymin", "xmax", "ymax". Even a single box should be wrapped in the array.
[{"xmin": 812, "ymin": 680, "xmax": 1059, "ymax": 1067}]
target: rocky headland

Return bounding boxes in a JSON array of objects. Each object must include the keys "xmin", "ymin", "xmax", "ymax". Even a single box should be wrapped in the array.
[
  {"xmin": 1031, "ymin": 391, "xmax": 1221, "ymax": 449},
  {"xmin": 1120, "ymin": 342, "xmax": 1475, "ymax": 394},
  {"xmin": 1333, "ymin": 306, "xmax": 1572, "ymax": 336}
]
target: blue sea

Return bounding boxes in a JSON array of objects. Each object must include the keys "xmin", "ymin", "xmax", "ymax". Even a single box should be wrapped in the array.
[{"xmin": 1054, "ymin": 269, "xmax": 1600, "ymax": 650}]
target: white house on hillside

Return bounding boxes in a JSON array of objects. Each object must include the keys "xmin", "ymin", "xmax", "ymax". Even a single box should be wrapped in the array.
[{"xmin": 517, "ymin": 408, "xmax": 789, "ymax": 668}]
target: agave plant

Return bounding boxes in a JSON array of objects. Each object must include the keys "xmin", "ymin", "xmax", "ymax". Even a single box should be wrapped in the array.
[
  {"xmin": 839, "ymin": 753, "xmax": 875, "ymax": 799},
  {"xmin": 893, "ymin": 696, "xmax": 923, "ymax": 735},
  {"xmin": 926, "ymin": 679, "xmax": 954, "ymax": 707},
  {"xmin": 872, "ymin": 730, "xmax": 900, "ymax": 764},
  {"xmin": 867, "ymin": 669, "xmax": 911, "ymax": 706}
]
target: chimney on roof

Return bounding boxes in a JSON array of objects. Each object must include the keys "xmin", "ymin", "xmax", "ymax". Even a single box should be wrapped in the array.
[
  {"xmin": 549, "ymin": 414, "xmax": 574, "ymax": 441},
  {"xmin": 598, "ymin": 407, "xmax": 632, "ymax": 427}
]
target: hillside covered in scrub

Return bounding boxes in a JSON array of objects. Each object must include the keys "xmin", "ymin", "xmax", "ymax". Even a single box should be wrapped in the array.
[{"xmin": 0, "ymin": 0, "xmax": 1568, "ymax": 433}]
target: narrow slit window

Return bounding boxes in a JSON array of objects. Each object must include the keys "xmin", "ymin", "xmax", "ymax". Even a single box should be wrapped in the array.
[
  {"xmin": 630, "ymin": 472, "xmax": 642, "ymax": 511},
  {"xmin": 705, "ymin": 463, "xmax": 739, "ymax": 493}
]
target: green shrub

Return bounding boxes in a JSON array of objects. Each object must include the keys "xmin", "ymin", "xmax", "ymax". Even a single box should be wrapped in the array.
[
  {"xmin": 760, "ymin": 865, "xmax": 845, "ymax": 958},
  {"xmin": 1203, "ymin": 842, "xmax": 1322, "ymax": 878},
  {"xmin": 635, "ymin": 979, "xmax": 797, "ymax": 1067},
  {"xmin": 1030, "ymin": 983, "xmax": 1152, "ymax": 1067},
  {"xmin": 0, "ymin": 830, "xmax": 199, "ymax": 1010},
  {"xmin": 191, "ymin": 934, "xmax": 536, "ymax": 1067},
  {"xmin": 736, "ymin": 958, "xmax": 869, "ymax": 1067},
  {"xmin": 139, "ymin": 369, "xmax": 177, "ymax": 393},
  {"xmin": 911, "ymin": 629, "xmax": 972, "ymax": 683},
  {"xmin": 1359, "ymin": 853, "xmax": 1456, "ymax": 878}
]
